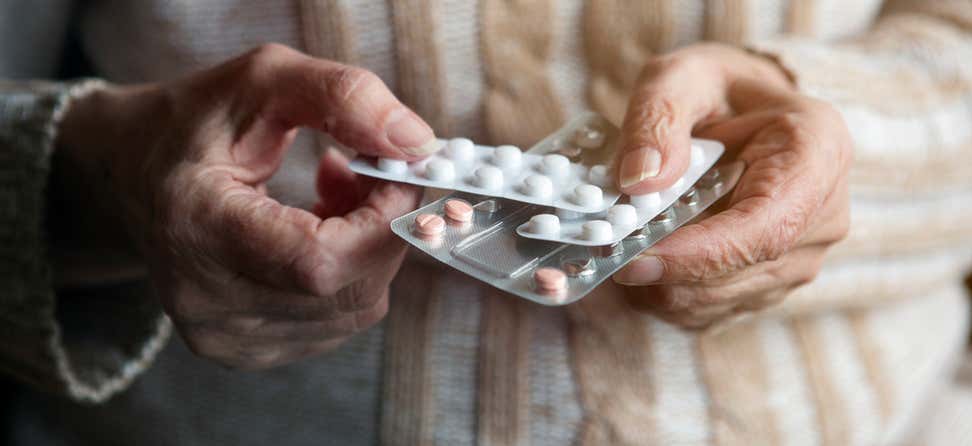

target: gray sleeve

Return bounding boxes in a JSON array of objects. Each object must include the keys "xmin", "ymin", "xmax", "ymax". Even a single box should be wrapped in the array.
[{"xmin": 0, "ymin": 79, "xmax": 171, "ymax": 403}]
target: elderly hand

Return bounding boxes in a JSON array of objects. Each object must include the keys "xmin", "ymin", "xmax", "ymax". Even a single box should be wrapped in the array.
[
  {"xmin": 612, "ymin": 44, "xmax": 851, "ymax": 328},
  {"xmin": 56, "ymin": 44, "xmax": 436, "ymax": 368}
]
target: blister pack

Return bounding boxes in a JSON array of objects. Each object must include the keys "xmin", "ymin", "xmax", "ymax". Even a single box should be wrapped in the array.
[
  {"xmin": 349, "ymin": 114, "xmax": 623, "ymax": 213},
  {"xmin": 390, "ymin": 162, "xmax": 744, "ymax": 305},
  {"xmin": 515, "ymin": 139, "xmax": 724, "ymax": 246}
]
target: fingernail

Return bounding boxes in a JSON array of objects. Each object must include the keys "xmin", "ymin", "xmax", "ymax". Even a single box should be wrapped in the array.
[
  {"xmin": 619, "ymin": 147, "xmax": 662, "ymax": 189},
  {"xmin": 385, "ymin": 108, "xmax": 438, "ymax": 156},
  {"xmin": 613, "ymin": 255, "xmax": 664, "ymax": 285}
]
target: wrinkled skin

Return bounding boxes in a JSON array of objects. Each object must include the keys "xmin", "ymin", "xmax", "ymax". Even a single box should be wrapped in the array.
[
  {"xmin": 55, "ymin": 44, "xmax": 440, "ymax": 369},
  {"xmin": 612, "ymin": 44, "xmax": 852, "ymax": 329}
]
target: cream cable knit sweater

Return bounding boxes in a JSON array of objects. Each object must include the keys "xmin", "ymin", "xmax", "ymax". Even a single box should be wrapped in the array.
[{"xmin": 2, "ymin": 1, "xmax": 972, "ymax": 445}]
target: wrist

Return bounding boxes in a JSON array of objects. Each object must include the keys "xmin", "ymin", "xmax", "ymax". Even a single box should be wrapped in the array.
[{"xmin": 49, "ymin": 83, "xmax": 159, "ymax": 285}]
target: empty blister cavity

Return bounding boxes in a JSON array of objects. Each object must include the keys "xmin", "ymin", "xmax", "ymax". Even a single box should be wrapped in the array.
[
  {"xmin": 541, "ymin": 154, "xmax": 570, "ymax": 177},
  {"xmin": 424, "ymin": 158, "xmax": 456, "ymax": 182},
  {"xmin": 582, "ymin": 220, "xmax": 613, "ymax": 243},
  {"xmin": 522, "ymin": 174, "xmax": 553, "ymax": 198},
  {"xmin": 445, "ymin": 138, "xmax": 476, "ymax": 163},
  {"xmin": 474, "ymin": 166, "xmax": 504, "ymax": 190},
  {"xmin": 493, "ymin": 145, "xmax": 522, "ymax": 170},
  {"xmin": 571, "ymin": 184, "xmax": 603, "ymax": 208},
  {"xmin": 378, "ymin": 158, "xmax": 409, "ymax": 175},
  {"xmin": 528, "ymin": 214, "xmax": 561, "ymax": 236}
]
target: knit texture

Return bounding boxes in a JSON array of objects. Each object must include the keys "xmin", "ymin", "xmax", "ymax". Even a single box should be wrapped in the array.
[{"xmin": 0, "ymin": 79, "xmax": 171, "ymax": 403}]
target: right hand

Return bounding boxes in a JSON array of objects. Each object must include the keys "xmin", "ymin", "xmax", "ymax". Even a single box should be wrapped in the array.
[{"xmin": 55, "ymin": 44, "xmax": 437, "ymax": 369}]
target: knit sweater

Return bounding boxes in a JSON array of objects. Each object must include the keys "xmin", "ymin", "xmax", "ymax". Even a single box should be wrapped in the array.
[{"xmin": 2, "ymin": 1, "xmax": 972, "ymax": 445}]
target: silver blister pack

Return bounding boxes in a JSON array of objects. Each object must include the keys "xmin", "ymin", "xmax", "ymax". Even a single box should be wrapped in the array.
[{"xmin": 390, "ymin": 166, "xmax": 744, "ymax": 305}]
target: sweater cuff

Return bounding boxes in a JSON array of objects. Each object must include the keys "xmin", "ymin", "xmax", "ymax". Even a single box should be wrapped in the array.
[{"xmin": 0, "ymin": 79, "xmax": 171, "ymax": 403}]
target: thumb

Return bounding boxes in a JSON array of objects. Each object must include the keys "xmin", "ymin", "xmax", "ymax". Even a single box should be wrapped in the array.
[{"xmin": 616, "ymin": 57, "xmax": 724, "ymax": 195}]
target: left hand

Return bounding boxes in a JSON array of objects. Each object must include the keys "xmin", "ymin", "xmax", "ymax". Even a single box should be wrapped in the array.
[{"xmin": 611, "ymin": 44, "xmax": 852, "ymax": 329}]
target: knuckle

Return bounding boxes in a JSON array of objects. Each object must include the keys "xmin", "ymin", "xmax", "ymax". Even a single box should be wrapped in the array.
[
  {"xmin": 246, "ymin": 43, "xmax": 295, "ymax": 66},
  {"xmin": 293, "ymin": 250, "xmax": 341, "ymax": 297},
  {"xmin": 326, "ymin": 65, "xmax": 385, "ymax": 105}
]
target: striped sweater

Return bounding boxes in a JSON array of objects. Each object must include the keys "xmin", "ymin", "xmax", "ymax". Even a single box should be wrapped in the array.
[{"xmin": 2, "ymin": 1, "xmax": 972, "ymax": 445}]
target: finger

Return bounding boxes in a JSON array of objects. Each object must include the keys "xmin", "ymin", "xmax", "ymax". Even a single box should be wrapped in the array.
[
  {"xmin": 623, "ymin": 246, "xmax": 826, "ymax": 326},
  {"xmin": 248, "ymin": 44, "xmax": 439, "ymax": 159},
  {"xmin": 314, "ymin": 149, "xmax": 376, "ymax": 218},
  {"xmin": 191, "ymin": 169, "xmax": 420, "ymax": 297},
  {"xmin": 617, "ymin": 56, "xmax": 725, "ymax": 195}
]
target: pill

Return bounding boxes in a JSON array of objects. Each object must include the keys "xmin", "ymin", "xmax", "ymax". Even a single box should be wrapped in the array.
[
  {"xmin": 533, "ymin": 267, "xmax": 567, "ymax": 293},
  {"xmin": 474, "ymin": 166, "xmax": 504, "ymax": 190},
  {"xmin": 541, "ymin": 154, "xmax": 570, "ymax": 176},
  {"xmin": 493, "ymin": 145, "xmax": 522, "ymax": 169},
  {"xmin": 607, "ymin": 204, "xmax": 637, "ymax": 227},
  {"xmin": 571, "ymin": 184, "xmax": 603, "ymax": 208},
  {"xmin": 424, "ymin": 158, "xmax": 455, "ymax": 182},
  {"xmin": 444, "ymin": 199, "xmax": 473, "ymax": 223},
  {"xmin": 445, "ymin": 138, "xmax": 475, "ymax": 162},
  {"xmin": 377, "ymin": 158, "xmax": 408, "ymax": 175},
  {"xmin": 574, "ymin": 127, "xmax": 606, "ymax": 149},
  {"xmin": 581, "ymin": 220, "xmax": 613, "ymax": 242},
  {"xmin": 690, "ymin": 145, "xmax": 705, "ymax": 166},
  {"xmin": 528, "ymin": 214, "xmax": 561, "ymax": 236},
  {"xmin": 522, "ymin": 174, "xmax": 553, "ymax": 198},
  {"xmin": 587, "ymin": 164, "xmax": 610, "ymax": 187},
  {"xmin": 414, "ymin": 213, "xmax": 445, "ymax": 238},
  {"xmin": 630, "ymin": 192, "xmax": 661, "ymax": 209}
]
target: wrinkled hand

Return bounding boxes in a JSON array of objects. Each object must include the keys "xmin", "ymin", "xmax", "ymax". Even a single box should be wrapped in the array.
[
  {"xmin": 57, "ymin": 44, "xmax": 438, "ymax": 368},
  {"xmin": 612, "ymin": 44, "xmax": 851, "ymax": 328}
]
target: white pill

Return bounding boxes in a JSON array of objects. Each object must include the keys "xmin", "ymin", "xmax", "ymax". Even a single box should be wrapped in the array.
[
  {"xmin": 474, "ymin": 166, "xmax": 504, "ymax": 190},
  {"xmin": 541, "ymin": 154, "xmax": 570, "ymax": 176},
  {"xmin": 571, "ymin": 184, "xmax": 603, "ymax": 208},
  {"xmin": 522, "ymin": 174, "xmax": 553, "ymax": 198},
  {"xmin": 607, "ymin": 204, "xmax": 637, "ymax": 227},
  {"xmin": 377, "ymin": 158, "xmax": 409, "ymax": 175},
  {"xmin": 424, "ymin": 158, "xmax": 455, "ymax": 182},
  {"xmin": 445, "ymin": 138, "xmax": 475, "ymax": 162},
  {"xmin": 630, "ymin": 192, "xmax": 661, "ymax": 209},
  {"xmin": 581, "ymin": 220, "xmax": 613, "ymax": 243},
  {"xmin": 528, "ymin": 214, "xmax": 561, "ymax": 236},
  {"xmin": 587, "ymin": 164, "xmax": 611, "ymax": 187},
  {"xmin": 493, "ymin": 145, "xmax": 522, "ymax": 169},
  {"xmin": 691, "ymin": 145, "xmax": 705, "ymax": 166}
]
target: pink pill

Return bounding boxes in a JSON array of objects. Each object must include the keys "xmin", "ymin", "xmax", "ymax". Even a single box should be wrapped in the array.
[
  {"xmin": 414, "ymin": 213, "xmax": 445, "ymax": 238},
  {"xmin": 444, "ymin": 199, "xmax": 473, "ymax": 223},
  {"xmin": 533, "ymin": 267, "xmax": 567, "ymax": 294}
]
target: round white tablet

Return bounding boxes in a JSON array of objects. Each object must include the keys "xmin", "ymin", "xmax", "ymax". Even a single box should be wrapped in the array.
[
  {"xmin": 445, "ymin": 138, "xmax": 475, "ymax": 162},
  {"xmin": 377, "ymin": 158, "xmax": 408, "ymax": 175},
  {"xmin": 587, "ymin": 164, "xmax": 610, "ymax": 187},
  {"xmin": 522, "ymin": 174, "xmax": 553, "ymax": 198},
  {"xmin": 474, "ymin": 165, "xmax": 504, "ymax": 190},
  {"xmin": 571, "ymin": 184, "xmax": 603, "ymax": 208},
  {"xmin": 581, "ymin": 220, "xmax": 613, "ymax": 243},
  {"xmin": 607, "ymin": 204, "xmax": 637, "ymax": 227},
  {"xmin": 630, "ymin": 192, "xmax": 661, "ymax": 209},
  {"xmin": 541, "ymin": 154, "xmax": 570, "ymax": 176},
  {"xmin": 424, "ymin": 158, "xmax": 455, "ymax": 182},
  {"xmin": 528, "ymin": 214, "xmax": 561, "ymax": 236},
  {"xmin": 493, "ymin": 145, "xmax": 522, "ymax": 169}
]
